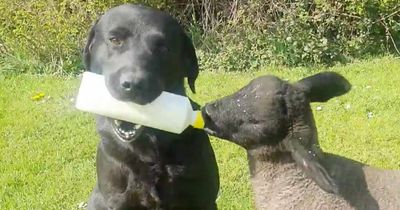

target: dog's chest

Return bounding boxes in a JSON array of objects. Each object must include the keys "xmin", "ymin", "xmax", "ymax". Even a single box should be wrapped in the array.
[{"xmin": 121, "ymin": 149, "xmax": 189, "ymax": 209}]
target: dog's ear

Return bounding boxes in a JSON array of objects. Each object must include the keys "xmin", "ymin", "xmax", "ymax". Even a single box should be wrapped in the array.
[
  {"xmin": 296, "ymin": 72, "xmax": 351, "ymax": 102},
  {"xmin": 181, "ymin": 32, "xmax": 199, "ymax": 93},
  {"xmin": 83, "ymin": 19, "xmax": 99, "ymax": 71},
  {"xmin": 283, "ymin": 137, "xmax": 339, "ymax": 194}
]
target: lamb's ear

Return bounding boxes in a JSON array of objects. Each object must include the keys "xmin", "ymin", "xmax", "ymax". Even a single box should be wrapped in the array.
[
  {"xmin": 296, "ymin": 72, "xmax": 351, "ymax": 102},
  {"xmin": 83, "ymin": 19, "xmax": 99, "ymax": 71},
  {"xmin": 283, "ymin": 138, "xmax": 339, "ymax": 194},
  {"xmin": 181, "ymin": 32, "xmax": 199, "ymax": 93}
]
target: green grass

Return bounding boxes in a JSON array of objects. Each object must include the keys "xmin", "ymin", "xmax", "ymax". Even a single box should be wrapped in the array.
[{"xmin": 1, "ymin": 56, "xmax": 400, "ymax": 209}]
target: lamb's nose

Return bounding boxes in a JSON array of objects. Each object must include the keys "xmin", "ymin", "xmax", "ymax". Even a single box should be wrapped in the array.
[
  {"xmin": 205, "ymin": 106, "xmax": 211, "ymax": 116},
  {"xmin": 202, "ymin": 105, "xmax": 213, "ymax": 122},
  {"xmin": 202, "ymin": 105, "xmax": 217, "ymax": 135}
]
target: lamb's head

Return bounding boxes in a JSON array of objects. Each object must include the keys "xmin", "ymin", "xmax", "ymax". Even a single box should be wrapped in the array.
[
  {"xmin": 202, "ymin": 71, "xmax": 351, "ymax": 194},
  {"xmin": 203, "ymin": 75, "xmax": 290, "ymax": 148}
]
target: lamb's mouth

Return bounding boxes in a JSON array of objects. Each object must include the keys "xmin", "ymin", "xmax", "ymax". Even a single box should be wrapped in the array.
[
  {"xmin": 203, "ymin": 127, "xmax": 217, "ymax": 136},
  {"xmin": 112, "ymin": 120, "xmax": 144, "ymax": 142},
  {"xmin": 201, "ymin": 106, "xmax": 218, "ymax": 136}
]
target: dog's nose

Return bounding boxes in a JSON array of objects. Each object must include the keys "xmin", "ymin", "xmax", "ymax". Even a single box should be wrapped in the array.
[
  {"xmin": 120, "ymin": 78, "xmax": 136, "ymax": 93},
  {"xmin": 119, "ymin": 71, "xmax": 142, "ymax": 93},
  {"xmin": 121, "ymin": 79, "xmax": 144, "ymax": 93},
  {"xmin": 121, "ymin": 80, "xmax": 133, "ymax": 92}
]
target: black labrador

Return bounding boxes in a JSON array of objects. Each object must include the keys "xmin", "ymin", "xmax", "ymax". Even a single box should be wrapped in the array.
[{"xmin": 82, "ymin": 4, "xmax": 219, "ymax": 210}]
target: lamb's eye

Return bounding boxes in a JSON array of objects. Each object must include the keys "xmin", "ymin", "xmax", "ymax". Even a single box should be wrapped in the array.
[{"xmin": 109, "ymin": 37, "xmax": 123, "ymax": 46}]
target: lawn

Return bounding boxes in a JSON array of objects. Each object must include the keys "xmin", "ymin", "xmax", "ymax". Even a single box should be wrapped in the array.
[{"xmin": 0, "ymin": 56, "xmax": 399, "ymax": 209}]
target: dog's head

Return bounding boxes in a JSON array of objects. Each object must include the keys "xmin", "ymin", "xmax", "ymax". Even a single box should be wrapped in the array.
[
  {"xmin": 202, "ymin": 72, "xmax": 351, "ymax": 194},
  {"xmin": 83, "ymin": 4, "xmax": 199, "ymax": 141},
  {"xmin": 83, "ymin": 4, "xmax": 199, "ymax": 105}
]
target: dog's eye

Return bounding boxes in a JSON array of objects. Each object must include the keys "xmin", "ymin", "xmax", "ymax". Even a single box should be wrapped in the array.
[
  {"xmin": 159, "ymin": 46, "xmax": 168, "ymax": 53},
  {"xmin": 109, "ymin": 37, "xmax": 123, "ymax": 46},
  {"xmin": 148, "ymin": 35, "xmax": 168, "ymax": 53},
  {"xmin": 155, "ymin": 42, "xmax": 168, "ymax": 53}
]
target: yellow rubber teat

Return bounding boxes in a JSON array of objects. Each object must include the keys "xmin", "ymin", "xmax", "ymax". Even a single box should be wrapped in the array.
[{"xmin": 192, "ymin": 111, "xmax": 205, "ymax": 129}]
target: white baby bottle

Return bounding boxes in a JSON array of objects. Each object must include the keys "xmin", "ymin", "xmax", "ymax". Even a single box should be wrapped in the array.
[{"xmin": 75, "ymin": 72, "xmax": 204, "ymax": 134}]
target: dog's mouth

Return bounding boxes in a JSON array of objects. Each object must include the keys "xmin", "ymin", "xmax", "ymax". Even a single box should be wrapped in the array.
[{"xmin": 112, "ymin": 119, "xmax": 144, "ymax": 142}]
